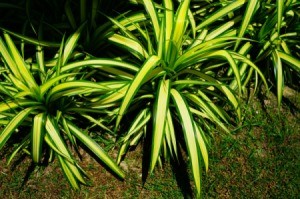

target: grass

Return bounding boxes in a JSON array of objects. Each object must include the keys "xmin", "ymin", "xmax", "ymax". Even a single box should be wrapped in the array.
[{"xmin": 0, "ymin": 88, "xmax": 299, "ymax": 198}]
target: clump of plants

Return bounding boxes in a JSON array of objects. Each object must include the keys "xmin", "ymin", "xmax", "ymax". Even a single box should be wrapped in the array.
[{"xmin": 0, "ymin": 0, "xmax": 299, "ymax": 198}]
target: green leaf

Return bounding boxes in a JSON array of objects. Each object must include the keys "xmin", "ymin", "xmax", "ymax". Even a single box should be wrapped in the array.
[
  {"xmin": 40, "ymin": 73, "xmax": 75, "ymax": 96},
  {"xmin": 109, "ymin": 34, "xmax": 148, "ymax": 60},
  {"xmin": 172, "ymin": 0, "xmax": 190, "ymax": 49},
  {"xmin": 65, "ymin": 0, "xmax": 77, "ymax": 30},
  {"xmin": 3, "ymin": 33, "xmax": 38, "ymax": 91},
  {"xmin": 7, "ymin": 134, "xmax": 30, "ymax": 165},
  {"xmin": 66, "ymin": 120, "xmax": 125, "ymax": 179},
  {"xmin": 196, "ymin": 0, "xmax": 245, "ymax": 31},
  {"xmin": 164, "ymin": 109, "xmax": 177, "ymax": 159},
  {"xmin": 194, "ymin": 122, "xmax": 208, "ymax": 172},
  {"xmin": 0, "ymin": 100, "xmax": 41, "ymax": 112},
  {"xmin": 58, "ymin": 155, "xmax": 80, "ymax": 190},
  {"xmin": 277, "ymin": 51, "xmax": 300, "ymax": 73},
  {"xmin": 150, "ymin": 78, "xmax": 170, "ymax": 172},
  {"xmin": 277, "ymin": 0, "xmax": 284, "ymax": 34},
  {"xmin": 272, "ymin": 50, "xmax": 283, "ymax": 107},
  {"xmin": 45, "ymin": 116, "xmax": 87, "ymax": 185},
  {"xmin": 116, "ymin": 55, "xmax": 160, "ymax": 129},
  {"xmin": 0, "ymin": 28, "xmax": 60, "ymax": 47},
  {"xmin": 170, "ymin": 88, "xmax": 201, "ymax": 196},
  {"xmin": 32, "ymin": 112, "xmax": 46, "ymax": 163},
  {"xmin": 61, "ymin": 59, "xmax": 138, "ymax": 74},
  {"xmin": 163, "ymin": 0, "xmax": 174, "ymax": 58},
  {"xmin": 0, "ymin": 107, "xmax": 35, "ymax": 150},
  {"xmin": 142, "ymin": 0, "xmax": 160, "ymax": 42},
  {"xmin": 63, "ymin": 22, "xmax": 86, "ymax": 65},
  {"xmin": 235, "ymin": 0, "xmax": 258, "ymax": 50}
]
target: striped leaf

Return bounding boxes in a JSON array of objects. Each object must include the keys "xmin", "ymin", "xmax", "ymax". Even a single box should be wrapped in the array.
[
  {"xmin": 117, "ymin": 108, "xmax": 151, "ymax": 163},
  {"xmin": 61, "ymin": 59, "xmax": 138, "ymax": 74},
  {"xmin": 277, "ymin": 0, "xmax": 284, "ymax": 34},
  {"xmin": 164, "ymin": 109, "xmax": 177, "ymax": 159},
  {"xmin": 194, "ymin": 122, "xmax": 208, "ymax": 172},
  {"xmin": 204, "ymin": 50, "xmax": 242, "ymax": 95},
  {"xmin": 45, "ymin": 116, "xmax": 87, "ymax": 185},
  {"xmin": 0, "ymin": 37, "xmax": 22, "ymax": 80},
  {"xmin": 172, "ymin": 0, "xmax": 190, "ymax": 49},
  {"xmin": 272, "ymin": 50, "xmax": 283, "ymax": 107},
  {"xmin": 58, "ymin": 155, "xmax": 80, "ymax": 190},
  {"xmin": 32, "ymin": 112, "xmax": 46, "ymax": 163},
  {"xmin": 142, "ymin": 0, "xmax": 160, "ymax": 42},
  {"xmin": 0, "ymin": 28, "xmax": 60, "ymax": 47},
  {"xmin": 45, "ymin": 116, "xmax": 72, "ymax": 159},
  {"xmin": 116, "ymin": 55, "xmax": 160, "ymax": 129},
  {"xmin": 277, "ymin": 51, "xmax": 300, "ymax": 73},
  {"xmin": 170, "ymin": 88, "xmax": 201, "ymax": 196},
  {"xmin": 62, "ymin": 22, "xmax": 86, "ymax": 66},
  {"xmin": 196, "ymin": 0, "xmax": 245, "ymax": 31},
  {"xmin": 40, "ymin": 73, "xmax": 75, "ymax": 96},
  {"xmin": 150, "ymin": 78, "xmax": 170, "ymax": 172},
  {"xmin": 0, "ymin": 100, "xmax": 41, "ymax": 112},
  {"xmin": 163, "ymin": 0, "xmax": 174, "ymax": 59},
  {"xmin": 7, "ymin": 134, "xmax": 30, "ymax": 165},
  {"xmin": 46, "ymin": 81, "xmax": 109, "ymax": 103},
  {"xmin": 66, "ymin": 120, "xmax": 125, "ymax": 179},
  {"xmin": 0, "ymin": 107, "xmax": 35, "ymax": 150},
  {"xmin": 3, "ymin": 33, "xmax": 38, "ymax": 91},
  {"xmin": 109, "ymin": 34, "xmax": 148, "ymax": 60},
  {"xmin": 235, "ymin": 0, "xmax": 258, "ymax": 50}
]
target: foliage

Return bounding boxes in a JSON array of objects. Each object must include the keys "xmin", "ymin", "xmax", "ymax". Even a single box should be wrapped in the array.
[
  {"xmin": 0, "ymin": 27, "xmax": 126, "ymax": 189},
  {"xmin": 0, "ymin": 0, "xmax": 299, "ymax": 198}
]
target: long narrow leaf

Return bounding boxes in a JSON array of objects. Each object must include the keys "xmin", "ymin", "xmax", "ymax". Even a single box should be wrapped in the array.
[
  {"xmin": 272, "ymin": 50, "xmax": 283, "ymax": 107},
  {"xmin": 66, "ymin": 120, "xmax": 125, "ymax": 179},
  {"xmin": 170, "ymin": 88, "xmax": 201, "ymax": 196},
  {"xmin": 0, "ymin": 107, "xmax": 35, "ymax": 150},
  {"xmin": 196, "ymin": 0, "xmax": 245, "ymax": 31},
  {"xmin": 116, "ymin": 55, "xmax": 160, "ymax": 129},
  {"xmin": 32, "ymin": 112, "xmax": 46, "ymax": 163},
  {"xmin": 150, "ymin": 78, "xmax": 170, "ymax": 172},
  {"xmin": 234, "ymin": 0, "xmax": 258, "ymax": 50},
  {"xmin": 142, "ymin": 0, "xmax": 160, "ymax": 42},
  {"xmin": 4, "ymin": 33, "xmax": 38, "ymax": 90}
]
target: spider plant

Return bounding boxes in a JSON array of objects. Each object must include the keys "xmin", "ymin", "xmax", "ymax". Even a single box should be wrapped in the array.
[
  {"xmin": 0, "ymin": 25, "xmax": 128, "ymax": 189},
  {"xmin": 91, "ymin": 0, "xmax": 268, "ymax": 197},
  {"xmin": 252, "ymin": 0, "xmax": 300, "ymax": 106}
]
